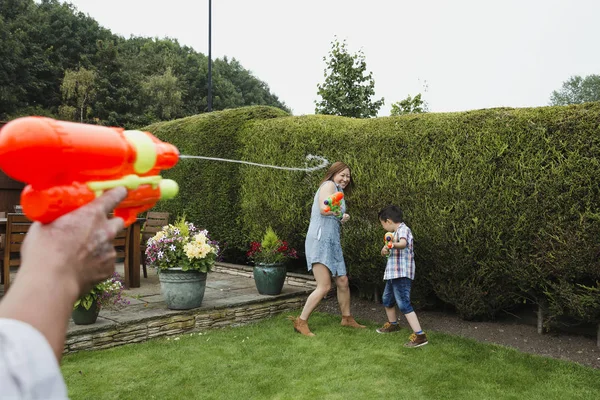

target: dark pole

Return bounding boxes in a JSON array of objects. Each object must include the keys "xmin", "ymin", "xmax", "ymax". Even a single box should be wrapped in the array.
[{"xmin": 207, "ymin": 0, "xmax": 212, "ymax": 112}]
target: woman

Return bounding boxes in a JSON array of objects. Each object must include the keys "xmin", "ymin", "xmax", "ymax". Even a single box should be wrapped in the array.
[{"xmin": 291, "ymin": 161, "xmax": 365, "ymax": 336}]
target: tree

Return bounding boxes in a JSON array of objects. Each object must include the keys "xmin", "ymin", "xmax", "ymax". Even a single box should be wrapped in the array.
[
  {"xmin": 549, "ymin": 75, "xmax": 600, "ymax": 106},
  {"xmin": 0, "ymin": 0, "xmax": 30, "ymax": 117},
  {"xmin": 0, "ymin": 0, "xmax": 289, "ymax": 125},
  {"xmin": 141, "ymin": 67, "xmax": 183, "ymax": 121},
  {"xmin": 60, "ymin": 66, "xmax": 97, "ymax": 122},
  {"xmin": 315, "ymin": 38, "xmax": 384, "ymax": 118},
  {"xmin": 217, "ymin": 57, "xmax": 290, "ymax": 113},
  {"xmin": 390, "ymin": 93, "xmax": 428, "ymax": 116}
]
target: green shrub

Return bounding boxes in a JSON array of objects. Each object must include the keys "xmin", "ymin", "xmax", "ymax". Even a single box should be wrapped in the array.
[
  {"xmin": 235, "ymin": 104, "xmax": 600, "ymax": 322},
  {"xmin": 142, "ymin": 106, "xmax": 288, "ymax": 261},
  {"xmin": 145, "ymin": 103, "xmax": 600, "ymax": 324},
  {"xmin": 544, "ymin": 281, "xmax": 600, "ymax": 327}
]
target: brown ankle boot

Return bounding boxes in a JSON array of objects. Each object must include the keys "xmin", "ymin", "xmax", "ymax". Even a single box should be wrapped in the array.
[
  {"xmin": 341, "ymin": 315, "xmax": 366, "ymax": 328},
  {"xmin": 289, "ymin": 316, "xmax": 315, "ymax": 336}
]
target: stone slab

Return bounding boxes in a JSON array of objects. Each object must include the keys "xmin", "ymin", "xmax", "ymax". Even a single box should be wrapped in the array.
[{"xmin": 0, "ymin": 263, "xmax": 315, "ymax": 342}]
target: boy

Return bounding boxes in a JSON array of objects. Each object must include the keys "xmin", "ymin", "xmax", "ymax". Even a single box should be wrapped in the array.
[{"xmin": 376, "ymin": 205, "xmax": 428, "ymax": 348}]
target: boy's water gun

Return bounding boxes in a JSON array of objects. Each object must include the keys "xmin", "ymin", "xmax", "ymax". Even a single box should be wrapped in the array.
[
  {"xmin": 323, "ymin": 192, "xmax": 344, "ymax": 218},
  {"xmin": 384, "ymin": 232, "xmax": 394, "ymax": 249},
  {"xmin": 384, "ymin": 232, "xmax": 394, "ymax": 257},
  {"xmin": 0, "ymin": 117, "xmax": 180, "ymax": 226}
]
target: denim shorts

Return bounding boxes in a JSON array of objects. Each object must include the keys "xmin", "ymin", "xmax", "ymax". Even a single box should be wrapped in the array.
[{"xmin": 382, "ymin": 277, "xmax": 414, "ymax": 314}]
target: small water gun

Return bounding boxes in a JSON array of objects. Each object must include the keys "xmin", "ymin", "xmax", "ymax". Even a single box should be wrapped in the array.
[
  {"xmin": 0, "ymin": 117, "xmax": 180, "ymax": 226},
  {"xmin": 323, "ymin": 191, "xmax": 344, "ymax": 218},
  {"xmin": 384, "ymin": 232, "xmax": 394, "ymax": 249},
  {"xmin": 384, "ymin": 232, "xmax": 394, "ymax": 256}
]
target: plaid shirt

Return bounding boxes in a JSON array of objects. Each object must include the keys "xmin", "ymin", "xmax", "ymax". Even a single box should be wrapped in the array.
[{"xmin": 383, "ymin": 223, "xmax": 415, "ymax": 280}]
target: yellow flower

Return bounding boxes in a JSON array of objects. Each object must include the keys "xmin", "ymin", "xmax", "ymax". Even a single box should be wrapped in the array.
[
  {"xmin": 184, "ymin": 241, "xmax": 211, "ymax": 260},
  {"xmin": 184, "ymin": 242, "xmax": 198, "ymax": 259},
  {"xmin": 194, "ymin": 233, "xmax": 207, "ymax": 246},
  {"xmin": 201, "ymin": 243, "xmax": 211, "ymax": 257}
]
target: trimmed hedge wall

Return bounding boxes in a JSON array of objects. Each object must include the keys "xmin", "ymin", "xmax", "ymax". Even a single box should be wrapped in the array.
[
  {"xmin": 143, "ymin": 106, "xmax": 288, "ymax": 262},
  {"xmin": 145, "ymin": 104, "xmax": 600, "ymax": 325}
]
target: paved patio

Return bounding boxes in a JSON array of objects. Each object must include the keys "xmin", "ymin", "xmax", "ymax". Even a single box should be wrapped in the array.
[
  {"xmin": 1, "ymin": 262, "xmax": 315, "ymax": 353},
  {"xmin": 73, "ymin": 262, "xmax": 314, "ymax": 330}
]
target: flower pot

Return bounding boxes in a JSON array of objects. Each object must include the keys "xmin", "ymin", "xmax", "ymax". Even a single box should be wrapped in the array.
[
  {"xmin": 72, "ymin": 300, "xmax": 100, "ymax": 325},
  {"xmin": 158, "ymin": 268, "xmax": 207, "ymax": 310},
  {"xmin": 253, "ymin": 263, "xmax": 287, "ymax": 295}
]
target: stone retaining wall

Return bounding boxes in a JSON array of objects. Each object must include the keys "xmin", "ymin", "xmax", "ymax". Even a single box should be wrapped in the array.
[
  {"xmin": 64, "ymin": 262, "xmax": 316, "ymax": 354},
  {"xmin": 64, "ymin": 296, "xmax": 306, "ymax": 354}
]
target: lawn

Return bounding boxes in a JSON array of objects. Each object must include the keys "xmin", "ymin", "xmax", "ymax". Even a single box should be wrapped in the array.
[{"xmin": 61, "ymin": 312, "xmax": 600, "ymax": 400}]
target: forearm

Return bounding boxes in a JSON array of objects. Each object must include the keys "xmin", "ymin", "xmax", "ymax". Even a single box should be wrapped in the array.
[
  {"xmin": 0, "ymin": 267, "xmax": 79, "ymax": 362},
  {"xmin": 320, "ymin": 209, "xmax": 336, "ymax": 216}
]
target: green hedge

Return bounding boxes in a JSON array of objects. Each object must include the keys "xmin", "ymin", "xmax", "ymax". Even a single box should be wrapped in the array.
[
  {"xmin": 145, "ymin": 104, "xmax": 600, "ymax": 325},
  {"xmin": 143, "ymin": 106, "xmax": 288, "ymax": 262}
]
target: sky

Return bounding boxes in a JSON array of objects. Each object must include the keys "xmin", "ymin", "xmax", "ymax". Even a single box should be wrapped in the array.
[{"xmin": 61, "ymin": 0, "xmax": 599, "ymax": 116}]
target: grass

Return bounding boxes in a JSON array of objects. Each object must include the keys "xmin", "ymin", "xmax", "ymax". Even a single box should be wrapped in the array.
[{"xmin": 61, "ymin": 312, "xmax": 600, "ymax": 400}]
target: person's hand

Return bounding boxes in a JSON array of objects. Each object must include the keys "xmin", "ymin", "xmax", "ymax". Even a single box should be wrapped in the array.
[
  {"xmin": 19, "ymin": 187, "xmax": 127, "ymax": 296},
  {"xmin": 341, "ymin": 213, "xmax": 350, "ymax": 224},
  {"xmin": 381, "ymin": 246, "xmax": 390, "ymax": 257}
]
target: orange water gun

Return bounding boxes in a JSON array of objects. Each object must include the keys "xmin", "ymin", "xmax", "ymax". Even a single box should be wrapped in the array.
[
  {"xmin": 323, "ymin": 191, "xmax": 344, "ymax": 218},
  {"xmin": 0, "ymin": 117, "xmax": 179, "ymax": 226},
  {"xmin": 384, "ymin": 232, "xmax": 394, "ymax": 257}
]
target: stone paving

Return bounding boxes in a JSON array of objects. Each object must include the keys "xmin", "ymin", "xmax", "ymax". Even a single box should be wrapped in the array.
[
  {"xmin": 63, "ymin": 263, "xmax": 314, "ymax": 353},
  {"xmin": 68, "ymin": 263, "xmax": 313, "ymax": 333},
  {"xmin": 1, "ymin": 262, "xmax": 315, "ymax": 353}
]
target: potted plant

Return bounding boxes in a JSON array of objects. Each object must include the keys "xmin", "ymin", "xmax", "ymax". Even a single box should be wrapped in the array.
[
  {"xmin": 247, "ymin": 227, "xmax": 298, "ymax": 295},
  {"xmin": 72, "ymin": 272, "xmax": 129, "ymax": 325},
  {"xmin": 145, "ymin": 216, "xmax": 220, "ymax": 310}
]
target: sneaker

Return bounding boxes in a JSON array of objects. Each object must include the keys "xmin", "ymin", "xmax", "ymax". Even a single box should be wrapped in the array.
[
  {"xmin": 404, "ymin": 332, "xmax": 428, "ymax": 348},
  {"xmin": 376, "ymin": 322, "xmax": 400, "ymax": 334}
]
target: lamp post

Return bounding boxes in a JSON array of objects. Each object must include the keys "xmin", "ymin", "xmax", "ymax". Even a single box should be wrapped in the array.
[{"xmin": 207, "ymin": 0, "xmax": 212, "ymax": 112}]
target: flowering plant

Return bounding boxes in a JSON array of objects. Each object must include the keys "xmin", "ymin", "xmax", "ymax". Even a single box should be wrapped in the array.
[
  {"xmin": 74, "ymin": 272, "xmax": 129, "ymax": 311},
  {"xmin": 145, "ymin": 216, "xmax": 220, "ymax": 272},
  {"xmin": 247, "ymin": 227, "xmax": 298, "ymax": 266}
]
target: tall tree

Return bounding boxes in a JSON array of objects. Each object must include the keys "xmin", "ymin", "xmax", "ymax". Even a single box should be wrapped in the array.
[
  {"xmin": 89, "ymin": 38, "xmax": 142, "ymax": 127},
  {"xmin": 60, "ymin": 66, "xmax": 97, "ymax": 122},
  {"xmin": 218, "ymin": 57, "xmax": 290, "ymax": 112},
  {"xmin": 141, "ymin": 67, "xmax": 183, "ymax": 121},
  {"xmin": 549, "ymin": 75, "xmax": 600, "ymax": 105},
  {"xmin": 0, "ymin": 0, "xmax": 289, "ymax": 124},
  {"xmin": 390, "ymin": 93, "xmax": 428, "ymax": 116},
  {"xmin": 315, "ymin": 38, "xmax": 384, "ymax": 118}
]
